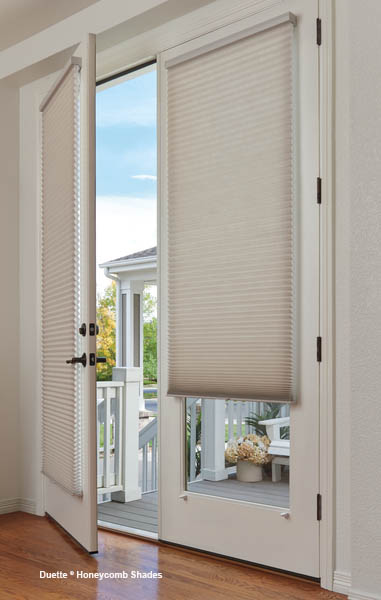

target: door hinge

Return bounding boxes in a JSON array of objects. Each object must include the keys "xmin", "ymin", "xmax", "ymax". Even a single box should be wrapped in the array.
[
  {"xmin": 317, "ymin": 493, "xmax": 322, "ymax": 521},
  {"xmin": 316, "ymin": 18, "xmax": 322, "ymax": 46},
  {"xmin": 317, "ymin": 336, "xmax": 322, "ymax": 362},
  {"xmin": 317, "ymin": 177, "xmax": 322, "ymax": 204}
]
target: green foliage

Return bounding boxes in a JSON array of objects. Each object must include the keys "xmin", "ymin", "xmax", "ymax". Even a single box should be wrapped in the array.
[
  {"xmin": 96, "ymin": 282, "xmax": 157, "ymax": 383},
  {"xmin": 245, "ymin": 404, "xmax": 290, "ymax": 439},
  {"xmin": 96, "ymin": 282, "xmax": 116, "ymax": 381},
  {"xmin": 143, "ymin": 317, "xmax": 157, "ymax": 383},
  {"xmin": 143, "ymin": 288, "xmax": 157, "ymax": 321},
  {"xmin": 143, "ymin": 287, "xmax": 157, "ymax": 383}
]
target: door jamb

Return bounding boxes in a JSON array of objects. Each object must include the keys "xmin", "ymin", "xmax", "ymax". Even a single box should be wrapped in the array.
[{"xmin": 318, "ymin": 0, "xmax": 335, "ymax": 591}]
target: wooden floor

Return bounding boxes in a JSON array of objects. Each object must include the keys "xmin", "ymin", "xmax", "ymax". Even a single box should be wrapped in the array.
[
  {"xmin": 189, "ymin": 472, "xmax": 289, "ymax": 507},
  {"xmin": 98, "ymin": 491, "xmax": 158, "ymax": 534},
  {"xmin": 0, "ymin": 513, "xmax": 346, "ymax": 600}
]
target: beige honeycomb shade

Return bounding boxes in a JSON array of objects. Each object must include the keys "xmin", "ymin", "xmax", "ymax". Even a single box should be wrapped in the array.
[
  {"xmin": 166, "ymin": 17, "xmax": 296, "ymax": 402},
  {"xmin": 40, "ymin": 63, "xmax": 83, "ymax": 495}
]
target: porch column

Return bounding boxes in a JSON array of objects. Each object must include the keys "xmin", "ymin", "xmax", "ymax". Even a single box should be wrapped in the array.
[
  {"xmin": 201, "ymin": 399, "xmax": 228, "ymax": 481},
  {"xmin": 119, "ymin": 279, "xmax": 145, "ymax": 412},
  {"xmin": 111, "ymin": 367, "xmax": 142, "ymax": 503}
]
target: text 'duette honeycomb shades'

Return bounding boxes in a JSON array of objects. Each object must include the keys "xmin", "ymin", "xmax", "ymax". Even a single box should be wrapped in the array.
[{"xmin": 166, "ymin": 16, "xmax": 296, "ymax": 402}]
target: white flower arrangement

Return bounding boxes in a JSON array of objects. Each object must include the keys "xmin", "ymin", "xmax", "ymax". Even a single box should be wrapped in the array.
[{"xmin": 225, "ymin": 434, "xmax": 272, "ymax": 466}]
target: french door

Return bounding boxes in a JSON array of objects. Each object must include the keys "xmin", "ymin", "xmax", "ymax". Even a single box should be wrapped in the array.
[
  {"xmin": 159, "ymin": 0, "xmax": 320, "ymax": 577},
  {"xmin": 40, "ymin": 35, "xmax": 97, "ymax": 552}
]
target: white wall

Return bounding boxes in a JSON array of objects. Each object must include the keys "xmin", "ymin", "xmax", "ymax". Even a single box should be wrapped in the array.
[
  {"xmin": 334, "ymin": 0, "xmax": 351, "ymax": 585},
  {"xmin": 0, "ymin": 82, "xmax": 20, "ymax": 505},
  {"xmin": 347, "ymin": 0, "xmax": 381, "ymax": 597},
  {"xmin": 334, "ymin": 1, "xmax": 381, "ymax": 597}
]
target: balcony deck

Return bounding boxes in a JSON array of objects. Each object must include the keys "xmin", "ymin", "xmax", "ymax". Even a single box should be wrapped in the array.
[
  {"xmin": 98, "ymin": 491, "xmax": 158, "ymax": 536},
  {"xmin": 188, "ymin": 471, "xmax": 289, "ymax": 507},
  {"xmin": 97, "ymin": 472, "xmax": 289, "ymax": 536}
]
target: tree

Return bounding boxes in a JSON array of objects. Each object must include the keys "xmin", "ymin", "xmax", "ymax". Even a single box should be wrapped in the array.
[
  {"xmin": 96, "ymin": 282, "xmax": 116, "ymax": 381},
  {"xmin": 143, "ymin": 318, "xmax": 157, "ymax": 383},
  {"xmin": 143, "ymin": 287, "xmax": 157, "ymax": 383},
  {"xmin": 96, "ymin": 282, "xmax": 157, "ymax": 383}
]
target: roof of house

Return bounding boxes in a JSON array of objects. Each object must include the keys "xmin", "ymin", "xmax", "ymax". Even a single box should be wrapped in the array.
[{"xmin": 106, "ymin": 246, "xmax": 157, "ymax": 264}]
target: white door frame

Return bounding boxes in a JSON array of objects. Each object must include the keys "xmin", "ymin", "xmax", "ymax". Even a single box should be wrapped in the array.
[{"xmin": 318, "ymin": 0, "xmax": 334, "ymax": 591}]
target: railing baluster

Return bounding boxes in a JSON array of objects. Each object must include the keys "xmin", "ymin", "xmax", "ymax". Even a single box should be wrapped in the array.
[
  {"xmin": 227, "ymin": 400, "xmax": 234, "ymax": 440},
  {"xmin": 155, "ymin": 436, "xmax": 158, "ymax": 489},
  {"xmin": 237, "ymin": 401, "xmax": 242, "ymax": 438},
  {"xmin": 243, "ymin": 402, "xmax": 249, "ymax": 435},
  {"xmin": 114, "ymin": 386, "xmax": 123, "ymax": 486},
  {"xmin": 190, "ymin": 402, "xmax": 196, "ymax": 482},
  {"xmin": 200, "ymin": 399, "xmax": 205, "ymax": 474},
  {"xmin": 143, "ymin": 444, "xmax": 148, "ymax": 492},
  {"xmin": 97, "ymin": 388, "xmax": 102, "ymax": 488},
  {"xmin": 151, "ymin": 436, "xmax": 156, "ymax": 491},
  {"xmin": 104, "ymin": 387, "xmax": 112, "ymax": 490}
]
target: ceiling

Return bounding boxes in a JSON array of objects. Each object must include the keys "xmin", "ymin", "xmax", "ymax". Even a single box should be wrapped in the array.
[{"xmin": 0, "ymin": 0, "xmax": 100, "ymax": 51}]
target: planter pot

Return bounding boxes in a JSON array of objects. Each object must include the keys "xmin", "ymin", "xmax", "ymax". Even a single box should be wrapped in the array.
[{"xmin": 236, "ymin": 460, "xmax": 263, "ymax": 483}]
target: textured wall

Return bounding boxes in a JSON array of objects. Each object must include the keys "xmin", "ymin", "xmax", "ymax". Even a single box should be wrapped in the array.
[
  {"xmin": 334, "ymin": 0, "xmax": 351, "ymax": 581},
  {"xmin": 349, "ymin": 0, "xmax": 381, "ymax": 596},
  {"xmin": 0, "ymin": 83, "xmax": 20, "ymax": 502}
]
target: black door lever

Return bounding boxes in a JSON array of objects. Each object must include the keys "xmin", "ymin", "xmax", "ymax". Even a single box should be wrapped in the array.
[{"xmin": 66, "ymin": 353, "xmax": 87, "ymax": 367}]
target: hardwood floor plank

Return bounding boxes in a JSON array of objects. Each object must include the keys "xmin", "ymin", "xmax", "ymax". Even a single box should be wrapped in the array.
[{"xmin": 0, "ymin": 513, "xmax": 346, "ymax": 600}]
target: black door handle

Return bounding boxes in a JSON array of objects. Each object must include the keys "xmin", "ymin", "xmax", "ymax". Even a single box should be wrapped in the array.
[
  {"xmin": 66, "ymin": 353, "xmax": 87, "ymax": 367},
  {"xmin": 96, "ymin": 357, "xmax": 107, "ymax": 363}
]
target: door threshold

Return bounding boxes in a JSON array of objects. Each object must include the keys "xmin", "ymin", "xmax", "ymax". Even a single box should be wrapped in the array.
[{"xmin": 98, "ymin": 520, "xmax": 158, "ymax": 542}]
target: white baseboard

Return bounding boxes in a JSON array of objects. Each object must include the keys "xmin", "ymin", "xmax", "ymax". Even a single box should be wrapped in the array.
[
  {"xmin": 0, "ymin": 498, "xmax": 20, "ymax": 515},
  {"xmin": 332, "ymin": 572, "xmax": 381, "ymax": 600},
  {"xmin": 333, "ymin": 571, "xmax": 351, "ymax": 595},
  {"xmin": 19, "ymin": 498, "xmax": 37, "ymax": 514},
  {"xmin": 349, "ymin": 591, "xmax": 381, "ymax": 600},
  {"xmin": 0, "ymin": 498, "xmax": 37, "ymax": 515}
]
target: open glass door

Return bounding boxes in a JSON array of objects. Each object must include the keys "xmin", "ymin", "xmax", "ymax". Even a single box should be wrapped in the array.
[
  {"xmin": 40, "ymin": 35, "xmax": 97, "ymax": 552},
  {"xmin": 159, "ymin": 0, "xmax": 320, "ymax": 578}
]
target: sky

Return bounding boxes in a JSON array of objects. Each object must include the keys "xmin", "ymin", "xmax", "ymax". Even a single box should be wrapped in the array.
[{"xmin": 96, "ymin": 68, "xmax": 157, "ymax": 293}]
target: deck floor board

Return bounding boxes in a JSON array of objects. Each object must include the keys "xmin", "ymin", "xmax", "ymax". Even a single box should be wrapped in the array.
[
  {"xmin": 98, "ymin": 473, "xmax": 289, "ymax": 533},
  {"xmin": 98, "ymin": 492, "xmax": 159, "ymax": 533}
]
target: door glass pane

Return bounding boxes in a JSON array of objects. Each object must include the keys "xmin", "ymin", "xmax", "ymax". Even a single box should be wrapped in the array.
[{"xmin": 185, "ymin": 398, "xmax": 290, "ymax": 508}]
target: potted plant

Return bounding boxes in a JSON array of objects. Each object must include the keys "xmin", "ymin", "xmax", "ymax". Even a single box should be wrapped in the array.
[{"xmin": 225, "ymin": 434, "xmax": 272, "ymax": 482}]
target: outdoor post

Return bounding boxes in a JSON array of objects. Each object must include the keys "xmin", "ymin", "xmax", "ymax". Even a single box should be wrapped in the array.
[
  {"xmin": 119, "ymin": 279, "xmax": 145, "ymax": 412},
  {"xmin": 111, "ymin": 367, "xmax": 142, "ymax": 503},
  {"xmin": 201, "ymin": 399, "xmax": 228, "ymax": 481}
]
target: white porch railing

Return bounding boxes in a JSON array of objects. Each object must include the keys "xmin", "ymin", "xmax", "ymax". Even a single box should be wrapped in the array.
[
  {"xmin": 139, "ymin": 417, "xmax": 158, "ymax": 493},
  {"xmin": 97, "ymin": 374, "xmax": 158, "ymax": 500},
  {"xmin": 97, "ymin": 381, "xmax": 124, "ymax": 494},
  {"xmin": 97, "ymin": 383, "xmax": 290, "ymax": 499}
]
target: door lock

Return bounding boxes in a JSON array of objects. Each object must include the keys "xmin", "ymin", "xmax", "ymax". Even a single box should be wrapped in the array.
[
  {"xmin": 89, "ymin": 354, "xmax": 107, "ymax": 366},
  {"xmin": 66, "ymin": 353, "xmax": 87, "ymax": 367}
]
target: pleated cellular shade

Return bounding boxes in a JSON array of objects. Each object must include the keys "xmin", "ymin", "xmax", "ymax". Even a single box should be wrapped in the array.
[
  {"xmin": 40, "ymin": 64, "xmax": 82, "ymax": 495},
  {"xmin": 166, "ymin": 18, "xmax": 296, "ymax": 402}
]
